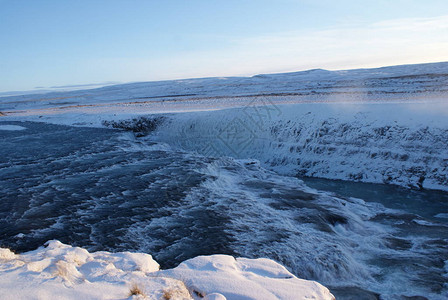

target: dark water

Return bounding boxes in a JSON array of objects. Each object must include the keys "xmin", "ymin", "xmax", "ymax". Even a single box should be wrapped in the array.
[
  {"xmin": 302, "ymin": 177, "xmax": 448, "ymax": 222},
  {"xmin": 1, "ymin": 121, "xmax": 447, "ymax": 300}
]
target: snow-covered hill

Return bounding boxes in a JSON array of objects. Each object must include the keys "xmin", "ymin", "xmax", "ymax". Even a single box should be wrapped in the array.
[{"xmin": 1, "ymin": 62, "xmax": 448, "ymax": 112}]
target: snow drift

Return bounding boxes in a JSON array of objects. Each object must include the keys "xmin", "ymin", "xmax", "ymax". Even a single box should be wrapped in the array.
[{"xmin": 0, "ymin": 240, "xmax": 334, "ymax": 300}]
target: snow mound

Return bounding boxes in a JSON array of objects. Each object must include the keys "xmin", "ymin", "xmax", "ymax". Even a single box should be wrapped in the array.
[
  {"xmin": 0, "ymin": 241, "xmax": 334, "ymax": 300},
  {"xmin": 161, "ymin": 255, "xmax": 335, "ymax": 300}
]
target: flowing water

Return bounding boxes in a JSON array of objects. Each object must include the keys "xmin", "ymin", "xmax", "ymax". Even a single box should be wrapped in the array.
[{"xmin": 1, "ymin": 121, "xmax": 447, "ymax": 299}]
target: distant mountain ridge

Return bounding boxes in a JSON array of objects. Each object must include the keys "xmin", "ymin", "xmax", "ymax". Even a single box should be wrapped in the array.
[{"xmin": 2, "ymin": 61, "xmax": 448, "ymax": 99}]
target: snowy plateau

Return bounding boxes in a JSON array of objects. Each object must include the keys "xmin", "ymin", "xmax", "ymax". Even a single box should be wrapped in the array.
[{"xmin": 1, "ymin": 62, "xmax": 448, "ymax": 299}]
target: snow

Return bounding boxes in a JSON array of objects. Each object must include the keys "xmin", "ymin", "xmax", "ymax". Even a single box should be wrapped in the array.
[
  {"xmin": 1, "ymin": 63, "xmax": 447, "ymax": 191},
  {"xmin": 0, "ymin": 241, "xmax": 334, "ymax": 300},
  {"xmin": 1, "ymin": 62, "xmax": 447, "ymax": 104},
  {"xmin": 1, "ymin": 61, "xmax": 448, "ymax": 122},
  {"xmin": 0, "ymin": 62, "xmax": 447, "ymax": 298},
  {"xmin": 151, "ymin": 101, "xmax": 448, "ymax": 191},
  {"xmin": 160, "ymin": 255, "xmax": 334, "ymax": 300}
]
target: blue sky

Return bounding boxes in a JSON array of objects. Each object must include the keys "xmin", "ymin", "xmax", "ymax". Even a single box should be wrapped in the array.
[{"xmin": 1, "ymin": 0, "xmax": 448, "ymax": 92}]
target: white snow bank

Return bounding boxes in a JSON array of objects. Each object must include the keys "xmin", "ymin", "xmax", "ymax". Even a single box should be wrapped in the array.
[
  {"xmin": 160, "ymin": 255, "xmax": 334, "ymax": 300},
  {"xmin": 0, "ymin": 125, "xmax": 26, "ymax": 131},
  {"xmin": 0, "ymin": 241, "xmax": 334, "ymax": 300}
]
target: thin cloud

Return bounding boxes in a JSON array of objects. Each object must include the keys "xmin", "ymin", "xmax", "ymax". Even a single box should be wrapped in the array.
[
  {"xmin": 230, "ymin": 15, "xmax": 448, "ymax": 71},
  {"xmin": 55, "ymin": 15, "xmax": 448, "ymax": 85}
]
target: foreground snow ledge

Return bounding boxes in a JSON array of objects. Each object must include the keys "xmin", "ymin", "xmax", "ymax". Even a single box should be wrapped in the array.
[{"xmin": 0, "ymin": 241, "xmax": 334, "ymax": 300}]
